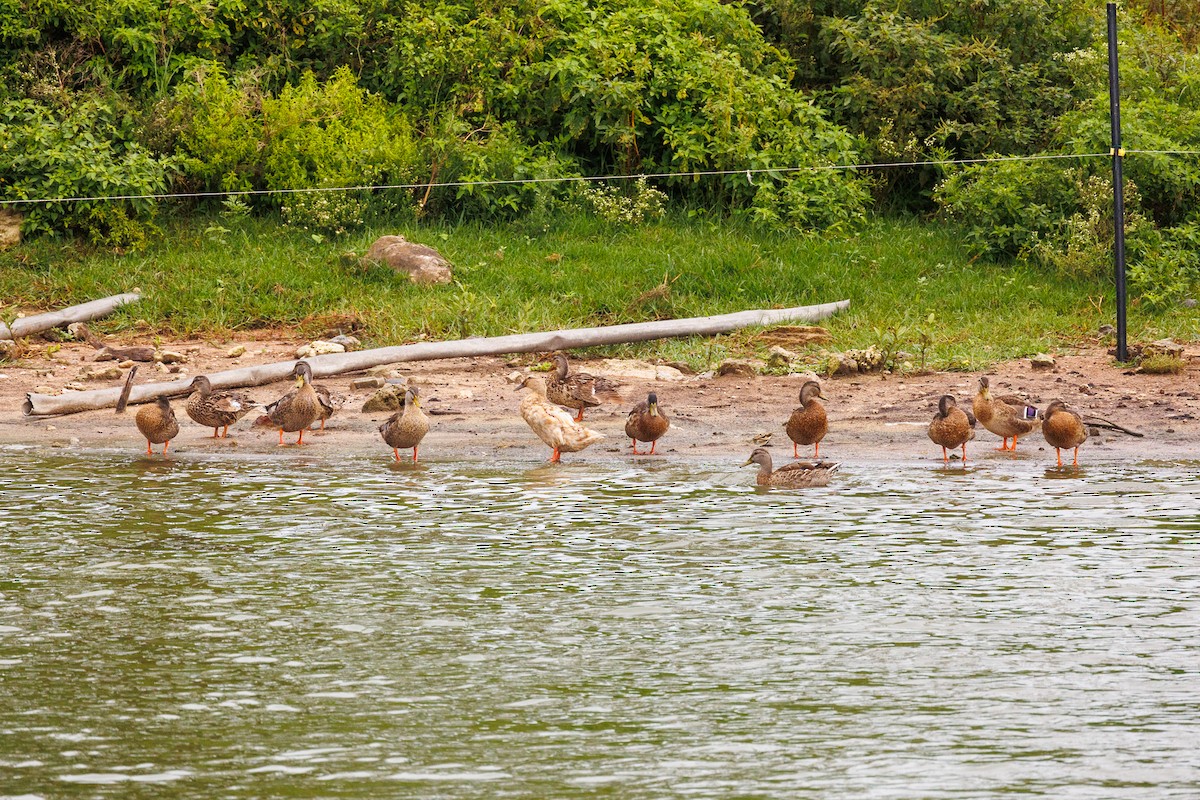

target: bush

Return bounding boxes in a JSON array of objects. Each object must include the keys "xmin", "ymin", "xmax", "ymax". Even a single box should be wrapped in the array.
[{"xmin": 0, "ymin": 97, "xmax": 168, "ymax": 245}]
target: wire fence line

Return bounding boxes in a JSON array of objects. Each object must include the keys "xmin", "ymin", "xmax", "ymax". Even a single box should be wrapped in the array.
[{"xmin": 2, "ymin": 148, "xmax": 1197, "ymax": 208}]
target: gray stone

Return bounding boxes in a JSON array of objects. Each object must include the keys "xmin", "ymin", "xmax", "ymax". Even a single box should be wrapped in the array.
[
  {"xmin": 362, "ymin": 235, "xmax": 453, "ymax": 285},
  {"xmin": 361, "ymin": 384, "xmax": 405, "ymax": 413},
  {"xmin": 329, "ymin": 334, "xmax": 361, "ymax": 351},
  {"xmin": 351, "ymin": 376, "xmax": 386, "ymax": 390},
  {"xmin": 1182, "ymin": 298, "xmax": 1198, "ymax": 308},
  {"xmin": 155, "ymin": 350, "xmax": 187, "ymax": 364}
]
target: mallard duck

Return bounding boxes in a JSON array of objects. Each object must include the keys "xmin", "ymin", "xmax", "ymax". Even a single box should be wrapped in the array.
[
  {"xmin": 625, "ymin": 391, "xmax": 670, "ymax": 455},
  {"xmin": 135, "ymin": 395, "xmax": 180, "ymax": 456},
  {"xmin": 742, "ymin": 447, "xmax": 839, "ymax": 488},
  {"xmin": 185, "ymin": 375, "xmax": 255, "ymax": 438},
  {"xmin": 1042, "ymin": 400, "xmax": 1088, "ymax": 466},
  {"xmin": 972, "ymin": 376, "xmax": 1040, "ymax": 451},
  {"xmin": 784, "ymin": 380, "xmax": 828, "ymax": 458},
  {"xmin": 379, "ymin": 385, "xmax": 431, "ymax": 462},
  {"xmin": 517, "ymin": 375, "xmax": 606, "ymax": 462},
  {"xmin": 624, "ymin": 391, "xmax": 672, "ymax": 453},
  {"xmin": 546, "ymin": 353, "xmax": 621, "ymax": 421},
  {"xmin": 312, "ymin": 383, "xmax": 344, "ymax": 431},
  {"xmin": 264, "ymin": 361, "xmax": 323, "ymax": 445},
  {"xmin": 928, "ymin": 394, "xmax": 976, "ymax": 464}
]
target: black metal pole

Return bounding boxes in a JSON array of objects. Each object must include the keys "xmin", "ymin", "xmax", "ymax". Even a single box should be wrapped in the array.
[{"xmin": 1107, "ymin": 2, "xmax": 1128, "ymax": 361}]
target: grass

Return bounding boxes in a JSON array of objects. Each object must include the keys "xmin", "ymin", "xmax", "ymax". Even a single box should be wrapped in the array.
[{"xmin": 2, "ymin": 211, "xmax": 1197, "ymax": 371}]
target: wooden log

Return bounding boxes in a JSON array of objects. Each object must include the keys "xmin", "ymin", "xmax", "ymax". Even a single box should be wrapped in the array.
[
  {"xmin": 1, "ymin": 294, "xmax": 141, "ymax": 340},
  {"xmin": 22, "ymin": 300, "xmax": 849, "ymax": 416}
]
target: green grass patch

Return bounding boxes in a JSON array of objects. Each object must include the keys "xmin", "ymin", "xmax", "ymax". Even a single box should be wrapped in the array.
[{"xmin": 2, "ymin": 212, "xmax": 1196, "ymax": 371}]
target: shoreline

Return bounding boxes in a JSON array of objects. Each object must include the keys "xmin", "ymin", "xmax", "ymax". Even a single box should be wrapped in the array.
[{"xmin": 2, "ymin": 338, "xmax": 1197, "ymax": 467}]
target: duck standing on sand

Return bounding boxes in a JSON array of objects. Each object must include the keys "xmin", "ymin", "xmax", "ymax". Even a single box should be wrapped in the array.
[
  {"xmin": 972, "ymin": 376, "xmax": 1040, "ymax": 451},
  {"xmin": 546, "ymin": 353, "xmax": 622, "ymax": 421},
  {"xmin": 742, "ymin": 447, "xmax": 838, "ymax": 488},
  {"xmin": 625, "ymin": 391, "xmax": 670, "ymax": 455},
  {"xmin": 312, "ymin": 383, "xmax": 345, "ymax": 431},
  {"xmin": 517, "ymin": 375, "xmax": 606, "ymax": 462},
  {"xmin": 785, "ymin": 380, "xmax": 828, "ymax": 458},
  {"xmin": 135, "ymin": 395, "xmax": 180, "ymax": 456},
  {"xmin": 264, "ymin": 361, "xmax": 323, "ymax": 445},
  {"xmin": 379, "ymin": 385, "xmax": 431, "ymax": 462},
  {"xmin": 928, "ymin": 394, "xmax": 976, "ymax": 465},
  {"xmin": 185, "ymin": 375, "xmax": 255, "ymax": 438},
  {"xmin": 1041, "ymin": 400, "xmax": 1088, "ymax": 466}
]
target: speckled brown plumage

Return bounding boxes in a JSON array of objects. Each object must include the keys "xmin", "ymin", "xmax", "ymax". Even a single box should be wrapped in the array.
[
  {"xmin": 928, "ymin": 394, "xmax": 975, "ymax": 464},
  {"xmin": 186, "ymin": 375, "xmax": 254, "ymax": 438},
  {"xmin": 264, "ymin": 361, "xmax": 323, "ymax": 445},
  {"xmin": 135, "ymin": 395, "xmax": 180, "ymax": 456},
  {"xmin": 624, "ymin": 392, "xmax": 670, "ymax": 455},
  {"xmin": 379, "ymin": 385, "xmax": 431, "ymax": 462},
  {"xmin": 546, "ymin": 353, "xmax": 621, "ymax": 421},
  {"xmin": 1042, "ymin": 400, "xmax": 1088, "ymax": 466},
  {"xmin": 743, "ymin": 447, "xmax": 838, "ymax": 488},
  {"xmin": 784, "ymin": 380, "xmax": 828, "ymax": 459},
  {"xmin": 972, "ymin": 376, "xmax": 1040, "ymax": 451}
]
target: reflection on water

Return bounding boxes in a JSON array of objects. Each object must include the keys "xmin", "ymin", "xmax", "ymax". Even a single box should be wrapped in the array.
[{"xmin": 2, "ymin": 449, "xmax": 1199, "ymax": 799}]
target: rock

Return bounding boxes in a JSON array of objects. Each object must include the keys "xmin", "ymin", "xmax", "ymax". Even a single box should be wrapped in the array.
[
  {"xmin": 33, "ymin": 385, "xmax": 60, "ymax": 395},
  {"xmin": 0, "ymin": 339, "xmax": 18, "ymax": 360},
  {"xmin": 118, "ymin": 360, "xmax": 135, "ymax": 369},
  {"xmin": 598, "ymin": 358, "xmax": 686, "ymax": 382},
  {"xmin": 1031, "ymin": 353, "xmax": 1056, "ymax": 369},
  {"xmin": 155, "ymin": 350, "xmax": 187, "ymax": 364},
  {"xmin": 0, "ymin": 209, "xmax": 21, "ymax": 249},
  {"xmin": 1145, "ymin": 338, "xmax": 1184, "ymax": 359},
  {"xmin": 226, "ymin": 344, "xmax": 247, "ymax": 358},
  {"xmin": 766, "ymin": 345, "xmax": 797, "ymax": 370},
  {"xmin": 361, "ymin": 384, "xmax": 405, "ymax": 413},
  {"xmin": 64, "ymin": 381, "xmax": 88, "ymax": 391},
  {"xmin": 0, "ymin": 373, "xmax": 8, "ymax": 380},
  {"xmin": 367, "ymin": 363, "xmax": 406, "ymax": 378},
  {"xmin": 716, "ymin": 358, "xmax": 763, "ymax": 377},
  {"xmin": 456, "ymin": 389, "xmax": 474, "ymax": 400},
  {"xmin": 1098, "ymin": 324, "xmax": 1116, "ymax": 336},
  {"xmin": 295, "ymin": 340, "xmax": 346, "ymax": 359},
  {"xmin": 351, "ymin": 376, "xmax": 386, "ymax": 390},
  {"xmin": 1183, "ymin": 298, "xmax": 1197, "ymax": 309},
  {"xmin": 362, "ymin": 235, "xmax": 454, "ymax": 285},
  {"xmin": 81, "ymin": 365, "xmax": 123, "ymax": 381},
  {"xmin": 329, "ymin": 334, "xmax": 361, "ymax": 352},
  {"xmin": 662, "ymin": 360, "xmax": 695, "ymax": 376}
]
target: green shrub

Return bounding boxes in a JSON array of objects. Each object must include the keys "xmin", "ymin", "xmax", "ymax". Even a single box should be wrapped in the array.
[
  {"xmin": 579, "ymin": 177, "xmax": 667, "ymax": 224},
  {"xmin": 0, "ymin": 97, "xmax": 168, "ymax": 245}
]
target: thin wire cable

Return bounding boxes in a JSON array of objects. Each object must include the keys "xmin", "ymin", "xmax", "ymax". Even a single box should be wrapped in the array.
[
  {"xmin": 1124, "ymin": 148, "xmax": 1200, "ymax": 155},
  {"xmin": 0, "ymin": 150, "xmax": 1119, "ymax": 208}
]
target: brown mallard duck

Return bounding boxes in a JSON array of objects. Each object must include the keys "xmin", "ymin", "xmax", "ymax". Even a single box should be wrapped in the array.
[
  {"xmin": 185, "ymin": 375, "xmax": 255, "ymax": 438},
  {"xmin": 928, "ymin": 394, "xmax": 976, "ymax": 465},
  {"xmin": 742, "ymin": 447, "xmax": 839, "ymax": 488},
  {"xmin": 379, "ymin": 385, "xmax": 431, "ymax": 462},
  {"xmin": 1042, "ymin": 400, "xmax": 1088, "ymax": 466},
  {"xmin": 972, "ymin": 376, "xmax": 1040, "ymax": 451},
  {"xmin": 546, "ymin": 353, "xmax": 621, "ymax": 421},
  {"xmin": 784, "ymin": 380, "xmax": 828, "ymax": 458},
  {"xmin": 264, "ymin": 361, "xmax": 323, "ymax": 445},
  {"xmin": 625, "ymin": 391, "xmax": 670, "ymax": 455},
  {"xmin": 135, "ymin": 395, "xmax": 180, "ymax": 456},
  {"xmin": 517, "ymin": 375, "xmax": 606, "ymax": 462},
  {"xmin": 312, "ymin": 384, "xmax": 344, "ymax": 431}
]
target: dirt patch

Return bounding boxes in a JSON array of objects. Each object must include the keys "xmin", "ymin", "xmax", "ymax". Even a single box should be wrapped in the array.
[{"xmin": 2, "ymin": 334, "xmax": 1198, "ymax": 464}]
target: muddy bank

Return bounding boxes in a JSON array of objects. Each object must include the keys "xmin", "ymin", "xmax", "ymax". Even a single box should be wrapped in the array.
[{"xmin": 1, "ymin": 337, "xmax": 1198, "ymax": 464}]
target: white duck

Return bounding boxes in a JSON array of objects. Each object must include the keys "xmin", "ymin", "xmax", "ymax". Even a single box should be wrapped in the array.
[{"xmin": 516, "ymin": 375, "xmax": 605, "ymax": 462}]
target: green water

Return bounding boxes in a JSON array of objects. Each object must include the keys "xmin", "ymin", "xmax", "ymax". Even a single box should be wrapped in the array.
[{"xmin": 1, "ymin": 450, "xmax": 1198, "ymax": 798}]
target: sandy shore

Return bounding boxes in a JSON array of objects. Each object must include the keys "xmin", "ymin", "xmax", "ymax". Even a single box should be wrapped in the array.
[{"xmin": 2, "ymin": 336, "xmax": 1198, "ymax": 464}]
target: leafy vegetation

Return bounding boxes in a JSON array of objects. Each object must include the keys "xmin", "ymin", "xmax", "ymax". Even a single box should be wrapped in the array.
[{"xmin": 2, "ymin": 0, "xmax": 1199, "ymax": 326}]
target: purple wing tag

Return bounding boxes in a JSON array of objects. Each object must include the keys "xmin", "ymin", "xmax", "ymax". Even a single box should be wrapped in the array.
[{"xmin": 1022, "ymin": 406, "xmax": 1039, "ymax": 420}]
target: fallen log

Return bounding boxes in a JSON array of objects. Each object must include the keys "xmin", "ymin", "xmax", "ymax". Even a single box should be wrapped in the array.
[
  {"xmin": 1, "ymin": 294, "xmax": 141, "ymax": 340},
  {"xmin": 22, "ymin": 300, "xmax": 849, "ymax": 416}
]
